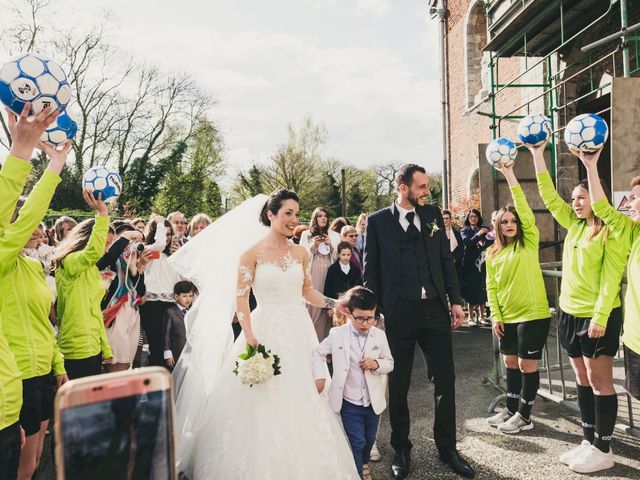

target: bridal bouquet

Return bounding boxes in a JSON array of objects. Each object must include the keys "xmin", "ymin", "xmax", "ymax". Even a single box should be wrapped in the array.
[{"xmin": 232, "ymin": 343, "xmax": 281, "ymax": 387}]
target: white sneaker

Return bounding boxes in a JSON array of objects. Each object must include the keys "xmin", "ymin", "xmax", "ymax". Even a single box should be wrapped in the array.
[
  {"xmin": 369, "ymin": 442, "xmax": 381, "ymax": 462},
  {"xmin": 569, "ymin": 445, "xmax": 614, "ymax": 473},
  {"xmin": 486, "ymin": 407, "xmax": 513, "ymax": 427},
  {"xmin": 559, "ymin": 440, "xmax": 591, "ymax": 465},
  {"xmin": 497, "ymin": 412, "xmax": 533, "ymax": 434}
]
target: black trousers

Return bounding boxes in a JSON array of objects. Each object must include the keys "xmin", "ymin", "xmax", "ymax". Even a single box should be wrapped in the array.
[
  {"xmin": 386, "ymin": 298, "xmax": 456, "ymax": 453},
  {"xmin": 140, "ymin": 301, "xmax": 172, "ymax": 368}
]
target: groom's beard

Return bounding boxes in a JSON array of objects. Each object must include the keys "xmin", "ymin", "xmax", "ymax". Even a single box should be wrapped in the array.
[{"xmin": 407, "ymin": 191, "xmax": 425, "ymax": 208}]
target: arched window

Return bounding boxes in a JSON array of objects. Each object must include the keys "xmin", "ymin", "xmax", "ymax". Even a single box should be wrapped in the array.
[
  {"xmin": 465, "ymin": 1, "xmax": 490, "ymax": 109},
  {"xmin": 469, "ymin": 168, "xmax": 480, "ymax": 196}
]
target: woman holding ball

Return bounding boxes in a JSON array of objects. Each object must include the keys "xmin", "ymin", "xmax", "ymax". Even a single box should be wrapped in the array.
[
  {"xmin": 53, "ymin": 190, "xmax": 113, "ymax": 379},
  {"xmin": 578, "ymin": 150, "xmax": 640, "ymax": 411},
  {"xmin": 485, "ymin": 161, "xmax": 550, "ymax": 434},
  {"xmin": 0, "ymin": 103, "xmax": 63, "ymax": 480},
  {"xmin": 531, "ymin": 139, "xmax": 626, "ymax": 473}
]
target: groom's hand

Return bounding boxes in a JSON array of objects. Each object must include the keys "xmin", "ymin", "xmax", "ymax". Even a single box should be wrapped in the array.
[{"xmin": 450, "ymin": 304, "xmax": 464, "ymax": 329}]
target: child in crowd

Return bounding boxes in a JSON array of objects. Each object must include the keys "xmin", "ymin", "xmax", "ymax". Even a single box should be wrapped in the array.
[
  {"xmin": 313, "ymin": 287, "xmax": 394, "ymax": 480},
  {"xmin": 324, "ymin": 241, "xmax": 362, "ymax": 300},
  {"xmin": 164, "ymin": 280, "xmax": 197, "ymax": 370}
]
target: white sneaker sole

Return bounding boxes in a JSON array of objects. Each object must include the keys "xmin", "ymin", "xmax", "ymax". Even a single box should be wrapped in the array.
[
  {"xmin": 569, "ymin": 460, "xmax": 614, "ymax": 474},
  {"xmin": 499, "ymin": 422, "xmax": 534, "ymax": 434}
]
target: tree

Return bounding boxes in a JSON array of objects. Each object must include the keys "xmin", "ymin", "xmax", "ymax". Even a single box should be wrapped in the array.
[
  {"xmin": 346, "ymin": 180, "xmax": 367, "ymax": 216},
  {"xmin": 154, "ymin": 119, "xmax": 225, "ymax": 218},
  {"xmin": 233, "ymin": 165, "xmax": 265, "ymax": 200},
  {"xmin": 262, "ymin": 115, "xmax": 326, "ymax": 196}
]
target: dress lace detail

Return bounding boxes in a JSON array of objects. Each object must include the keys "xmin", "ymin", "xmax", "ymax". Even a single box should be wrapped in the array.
[{"xmin": 185, "ymin": 246, "xmax": 359, "ymax": 480}]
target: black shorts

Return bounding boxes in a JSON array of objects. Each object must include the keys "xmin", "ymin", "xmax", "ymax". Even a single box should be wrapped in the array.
[
  {"xmin": 19, "ymin": 373, "xmax": 54, "ymax": 436},
  {"xmin": 0, "ymin": 422, "xmax": 21, "ymax": 479},
  {"xmin": 499, "ymin": 318, "xmax": 551, "ymax": 360},
  {"xmin": 624, "ymin": 345, "xmax": 640, "ymax": 401},
  {"xmin": 65, "ymin": 353, "xmax": 103, "ymax": 380},
  {"xmin": 558, "ymin": 307, "xmax": 622, "ymax": 358}
]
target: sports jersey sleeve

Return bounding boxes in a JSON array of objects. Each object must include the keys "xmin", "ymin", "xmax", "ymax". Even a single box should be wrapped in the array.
[
  {"xmin": 61, "ymin": 215, "xmax": 110, "ymax": 276},
  {"xmin": 592, "ymin": 232, "xmax": 628, "ymax": 327},
  {"xmin": 592, "ymin": 198, "xmax": 640, "ymax": 247},
  {"xmin": 537, "ymin": 171, "xmax": 577, "ymax": 230},
  {"xmin": 0, "ymin": 155, "xmax": 32, "ymax": 236},
  {"xmin": 511, "ymin": 184, "xmax": 539, "ymax": 249},
  {"xmin": 51, "ymin": 336, "xmax": 66, "ymax": 376},
  {"xmin": 0, "ymin": 169, "xmax": 60, "ymax": 274}
]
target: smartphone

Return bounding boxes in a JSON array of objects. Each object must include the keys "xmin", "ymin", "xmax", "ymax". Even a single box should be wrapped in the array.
[{"xmin": 54, "ymin": 367, "xmax": 176, "ymax": 480}]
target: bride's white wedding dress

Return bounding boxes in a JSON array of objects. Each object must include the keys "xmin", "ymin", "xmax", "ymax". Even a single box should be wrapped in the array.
[{"xmin": 168, "ymin": 195, "xmax": 359, "ymax": 480}]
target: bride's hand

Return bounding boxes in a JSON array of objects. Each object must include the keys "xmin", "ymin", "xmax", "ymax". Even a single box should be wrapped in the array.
[{"xmin": 245, "ymin": 334, "xmax": 259, "ymax": 348}]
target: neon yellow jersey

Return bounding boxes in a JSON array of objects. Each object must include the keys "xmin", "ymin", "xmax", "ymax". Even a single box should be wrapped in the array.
[
  {"xmin": 0, "ymin": 167, "xmax": 65, "ymax": 378},
  {"xmin": 592, "ymin": 198, "xmax": 640, "ymax": 354},
  {"xmin": 56, "ymin": 215, "xmax": 113, "ymax": 360},
  {"xmin": 537, "ymin": 172, "xmax": 626, "ymax": 327},
  {"xmin": 486, "ymin": 185, "xmax": 550, "ymax": 323},
  {"xmin": 0, "ymin": 155, "xmax": 29, "ymax": 429}
]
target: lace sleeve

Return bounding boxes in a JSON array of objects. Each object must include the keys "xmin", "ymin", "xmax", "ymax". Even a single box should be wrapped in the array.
[
  {"xmin": 301, "ymin": 248, "xmax": 313, "ymax": 295},
  {"xmin": 297, "ymin": 246, "xmax": 336, "ymax": 309},
  {"xmin": 235, "ymin": 250, "xmax": 256, "ymax": 336}
]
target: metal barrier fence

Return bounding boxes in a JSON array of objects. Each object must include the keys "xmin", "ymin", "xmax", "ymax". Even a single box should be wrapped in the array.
[{"xmin": 485, "ymin": 262, "xmax": 639, "ymax": 436}]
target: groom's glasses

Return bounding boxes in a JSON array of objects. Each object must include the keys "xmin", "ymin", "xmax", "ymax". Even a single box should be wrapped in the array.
[{"xmin": 352, "ymin": 315, "xmax": 377, "ymax": 324}]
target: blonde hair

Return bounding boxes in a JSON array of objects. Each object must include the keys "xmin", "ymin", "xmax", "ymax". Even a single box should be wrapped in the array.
[
  {"xmin": 355, "ymin": 213, "xmax": 367, "ymax": 233},
  {"xmin": 340, "ymin": 225, "xmax": 357, "ymax": 239},
  {"xmin": 188, "ymin": 213, "xmax": 212, "ymax": 236},
  {"xmin": 52, "ymin": 219, "xmax": 96, "ymax": 267}
]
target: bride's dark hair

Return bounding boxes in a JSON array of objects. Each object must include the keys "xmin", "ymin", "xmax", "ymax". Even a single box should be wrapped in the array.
[{"xmin": 260, "ymin": 189, "xmax": 300, "ymax": 226}]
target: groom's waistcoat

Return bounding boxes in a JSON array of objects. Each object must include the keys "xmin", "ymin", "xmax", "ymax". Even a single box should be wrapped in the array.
[{"xmin": 396, "ymin": 218, "xmax": 438, "ymax": 302}]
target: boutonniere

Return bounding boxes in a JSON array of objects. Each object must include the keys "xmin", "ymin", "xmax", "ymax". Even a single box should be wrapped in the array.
[{"xmin": 424, "ymin": 220, "xmax": 440, "ymax": 237}]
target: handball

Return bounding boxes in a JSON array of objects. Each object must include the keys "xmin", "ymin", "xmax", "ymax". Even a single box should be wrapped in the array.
[
  {"xmin": 41, "ymin": 111, "xmax": 77, "ymax": 149},
  {"xmin": 0, "ymin": 52, "xmax": 72, "ymax": 116},
  {"xmin": 486, "ymin": 137, "xmax": 517, "ymax": 169},
  {"xmin": 564, "ymin": 113, "xmax": 608, "ymax": 153},
  {"xmin": 518, "ymin": 114, "xmax": 551, "ymax": 146},
  {"xmin": 82, "ymin": 166, "xmax": 122, "ymax": 204}
]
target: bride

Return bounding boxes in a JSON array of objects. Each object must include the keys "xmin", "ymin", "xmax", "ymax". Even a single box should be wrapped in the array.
[{"xmin": 169, "ymin": 189, "xmax": 360, "ymax": 479}]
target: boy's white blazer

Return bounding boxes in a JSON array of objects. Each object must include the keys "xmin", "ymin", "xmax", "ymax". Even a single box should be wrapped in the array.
[{"xmin": 313, "ymin": 324, "xmax": 394, "ymax": 415}]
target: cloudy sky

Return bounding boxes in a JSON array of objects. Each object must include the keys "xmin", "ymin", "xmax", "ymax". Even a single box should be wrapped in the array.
[{"xmin": 10, "ymin": 0, "xmax": 444, "ymax": 176}]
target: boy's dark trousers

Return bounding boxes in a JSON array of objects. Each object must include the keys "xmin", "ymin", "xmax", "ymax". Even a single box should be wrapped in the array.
[{"xmin": 340, "ymin": 400, "xmax": 379, "ymax": 479}]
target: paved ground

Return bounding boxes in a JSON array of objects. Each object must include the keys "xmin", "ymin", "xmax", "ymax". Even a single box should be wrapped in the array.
[{"xmin": 36, "ymin": 326, "xmax": 640, "ymax": 479}]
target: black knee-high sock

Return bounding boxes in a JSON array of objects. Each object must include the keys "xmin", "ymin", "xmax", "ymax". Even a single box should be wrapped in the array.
[
  {"xmin": 593, "ymin": 394, "xmax": 617, "ymax": 453},
  {"xmin": 576, "ymin": 384, "xmax": 596, "ymax": 443},
  {"xmin": 506, "ymin": 368, "xmax": 522, "ymax": 414},
  {"xmin": 518, "ymin": 371, "xmax": 539, "ymax": 421}
]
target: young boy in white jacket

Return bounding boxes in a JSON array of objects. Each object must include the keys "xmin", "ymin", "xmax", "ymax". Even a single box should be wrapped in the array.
[{"xmin": 313, "ymin": 287, "xmax": 394, "ymax": 479}]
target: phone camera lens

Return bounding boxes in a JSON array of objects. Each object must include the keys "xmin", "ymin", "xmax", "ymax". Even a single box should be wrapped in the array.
[{"xmin": 143, "ymin": 379, "xmax": 151, "ymax": 386}]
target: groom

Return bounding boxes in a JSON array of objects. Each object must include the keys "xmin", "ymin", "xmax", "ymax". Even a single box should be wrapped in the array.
[{"xmin": 363, "ymin": 164, "xmax": 474, "ymax": 479}]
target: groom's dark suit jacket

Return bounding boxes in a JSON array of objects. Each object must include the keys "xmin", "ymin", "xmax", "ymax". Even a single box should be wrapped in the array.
[{"xmin": 363, "ymin": 203, "xmax": 462, "ymax": 317}]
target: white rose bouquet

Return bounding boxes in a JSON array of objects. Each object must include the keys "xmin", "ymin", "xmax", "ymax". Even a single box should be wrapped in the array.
[{"xmin": 232, "ymin": 343, "xmax": 282, "ymax": 387}]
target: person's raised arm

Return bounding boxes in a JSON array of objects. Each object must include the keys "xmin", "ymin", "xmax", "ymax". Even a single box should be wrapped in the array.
[
  {"xmin": 527, "ymin": 139, "xmax": 549, "ymax": 175},
  {"xmin": 61, "ymin": 190, "xmax": 110, "ymax": 276},
  {"xmin": 577, "ymin": 147, "xmax": 607, "ymax": 203},
  {"xmin": 236, "ymin": 250, "xmax": 259, "ymax": 347}
]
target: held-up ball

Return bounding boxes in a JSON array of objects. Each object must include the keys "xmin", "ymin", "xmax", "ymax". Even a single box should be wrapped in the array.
[
  {"xmin": 486, "ymin": 137, "xmax": 517, "ymax": 169},
  {"xmin": 564, "ymin": 113, "xmax": 608, "ymax": 153},
  {"xmin": 41, "ymin": 111, "xmax": 77, "ymax": 149},
  {"xmin": 518, "ymin": 114, "xmax": 551, "ymax": 146},
  {"xmin": 0, "ymin": 52, "xmax": 72, "ymax": 115},
  {"xmin": 82, "ymin": 166, "xmax": 122, "ymax": 204}
]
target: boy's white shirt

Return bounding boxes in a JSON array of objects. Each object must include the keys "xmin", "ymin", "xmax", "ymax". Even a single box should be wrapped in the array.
[{"xmin": 312, "ymin": 323, "xmax": 394, "ymax": 415}]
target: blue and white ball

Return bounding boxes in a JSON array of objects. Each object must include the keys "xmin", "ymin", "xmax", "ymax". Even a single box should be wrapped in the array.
[
  {"xmin": 82, "ymin": 166, "xmax": 122, "ymax": 204},
  {"xmin": 564, "ymin": 113, "xmax": 608, "ymax": 153},
  {"xmin": 0, "ymin": 52, "xmax": 72, "ymax": 115},
  {"xmin": 41, "ymin": 111, "xmax": 77, "ymax": 149},
  {"xmin": 518, "ymin": 114, "xmax": 551, "ymax": 146},
  {"xmin": 486, "ymin": 137, "xmax": 517, "ymax": 168}
]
